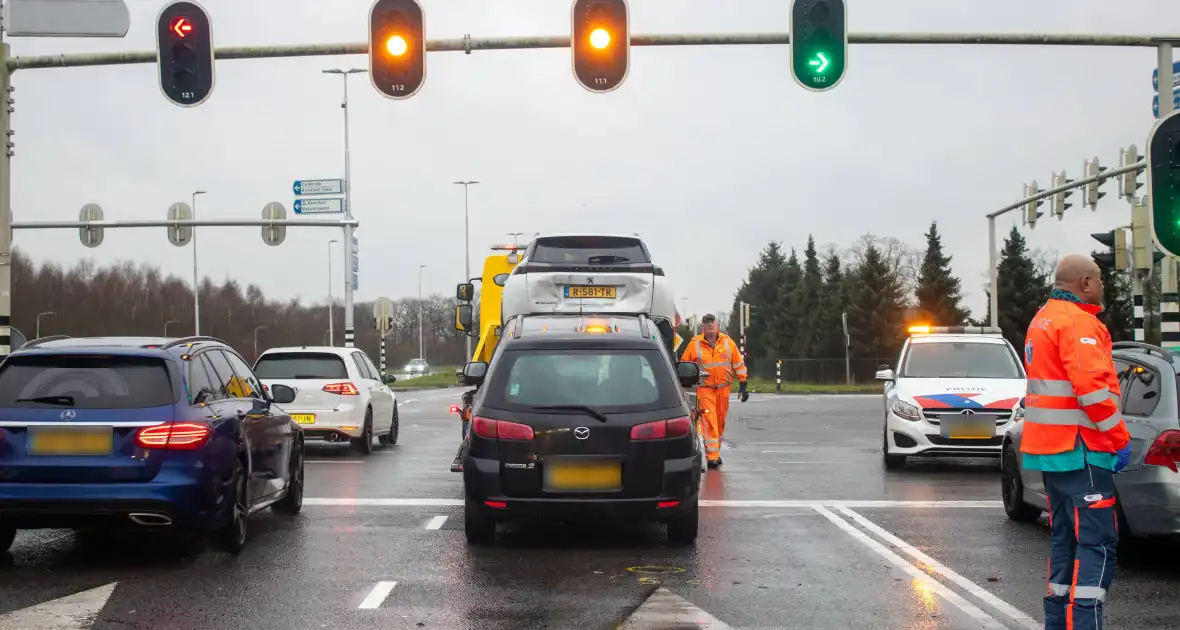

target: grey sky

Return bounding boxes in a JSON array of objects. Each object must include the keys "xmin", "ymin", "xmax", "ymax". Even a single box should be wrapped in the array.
[{"xmin": 6, "ymin": 0, "xmax": 1175, "ymax": 320}]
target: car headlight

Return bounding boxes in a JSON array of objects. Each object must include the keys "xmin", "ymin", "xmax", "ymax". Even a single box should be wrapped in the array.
[
  {"xmin": 891, "ymin": 400, "xmax": 922, "ymax": 421},
  {"xmin": 1012, "ymin": 405, "xmax": 1025, "ymax": 422}
]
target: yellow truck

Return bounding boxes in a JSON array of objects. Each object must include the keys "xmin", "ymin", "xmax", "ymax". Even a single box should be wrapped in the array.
[{"xmin": 453, "ymin": 244, "xmax": 525, "ymax": 363}]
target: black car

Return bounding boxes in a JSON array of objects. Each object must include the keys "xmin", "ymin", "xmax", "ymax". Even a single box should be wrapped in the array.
[{"xmin": 459, "ymin": 314, "xmax": 704, "ymax": 545}]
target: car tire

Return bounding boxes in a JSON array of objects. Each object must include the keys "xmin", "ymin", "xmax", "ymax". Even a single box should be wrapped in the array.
[
  {"xmin": 0, "ymin": 522, "xmax": 15, "ymax": 553},
  {"xmin": 380, "ymin": 403, "xmax": 399, "ymax": 446},
  {"xmin": 274, "ymin": 444, "xmax": 304, "ymax": 515},
  {"xmin": 666, "ymin": 500, "xmax": 699, "ymax": 546},
  {"xmin": 1001, "ymin": 443, "xmax": 1042, "ymax": 522},
  {"xmin": 464, "ymin": 497, "xmax": 496, "ymax": 545},
  {"xmin": 882, "ymin": 430, "xmax": 907, "ymax": 470},
  {"xmin": 353, "ymin": 409, "xmax": 373, "ymax": 455},
  {"xmin": 217, "ymin": 458, "xmax": 250, "ymax": 554}
]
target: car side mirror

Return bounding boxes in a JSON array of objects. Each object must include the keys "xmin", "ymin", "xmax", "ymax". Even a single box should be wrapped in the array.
[
  {"xmin": 456, "ymin": 282, "xmax": 475, "ymax": 302},
  {"xmin": 493, "ymin": 273, "xmax": 510, "ymax": 287},
  {"xmin": 676, "ymin": 361, "xmax": 701, "ymax": 388},
  {"xmin": 875, "ymin": 369, "xmax": 895, "ymax": 381},
  {"xmin": 270, "ymin": 384, "xmax": 297, "ymax": 405},
  {"xmin": 463, "ymin": 361, "xmax": 488, "ymax": 386},
  {"xmin": 383, "ymin": 373, "xmax": 397, "ymax": 384},
  {"xmin": 455, "ymin": 304, "xmax": 473, "ymax": 332}
]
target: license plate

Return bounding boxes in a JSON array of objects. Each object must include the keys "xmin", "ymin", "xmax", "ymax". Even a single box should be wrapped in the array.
[
  {"xmin": 939, "ymin": 413, "xmax": 997, "ymax": 439},
  {"xmin": 291, "ymin": 414, "xmax": 316, "ymax": 425},
  {"xmin": 27, "ymin": 427, "xmax": 113, "ymax": 456},
  {"xmin": 565, "ymin": 286, "xmax": 617, "ymax": 299},
  {"xmin": 544, "ymin": 460, "xmax": 622, "ymax": 492}
]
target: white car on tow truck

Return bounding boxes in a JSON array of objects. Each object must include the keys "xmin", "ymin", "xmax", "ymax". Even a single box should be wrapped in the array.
[{"xmin": 877, "ymin": 326, "xmax": 1027, "ymax": 469}]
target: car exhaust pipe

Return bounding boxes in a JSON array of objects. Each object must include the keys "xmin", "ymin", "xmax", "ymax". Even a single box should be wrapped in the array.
[
  {"xmin": 128, "ymin": 512, "xmax": 172, "ymax": 526},
  {"xmin": 325, "ymin": 433, "xmax": 340, "ymax": 442}
]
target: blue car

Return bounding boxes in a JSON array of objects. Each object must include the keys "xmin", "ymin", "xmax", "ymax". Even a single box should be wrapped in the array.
[{"xmin": 0, "ymin": 336, "xmax": 305, "ymax": 554}]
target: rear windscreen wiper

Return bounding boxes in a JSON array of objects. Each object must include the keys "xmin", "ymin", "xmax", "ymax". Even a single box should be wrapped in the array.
[
  {"xmin": 14, "ymin": 395, "xmax": 76, "ymax": 406},
  {"xmin": 532, "ymin": 405, "xmax": 609, "ymax": 423}
]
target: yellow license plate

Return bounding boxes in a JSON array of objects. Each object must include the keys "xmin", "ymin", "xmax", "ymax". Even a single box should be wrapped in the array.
[
  {"xmin": 28, "ymin": 428, "xmax": 113, "ymax": 456},
  {"xmin": 291, "ymin": 414, "xmax": 316, "ymax": 425},
  {"xmin": 544, "ymin": 460, "xmax": 622, "ymax": 491},
  {"xmin": 566, "ymin": 286, "xmax": 617, "ymax": 299}
]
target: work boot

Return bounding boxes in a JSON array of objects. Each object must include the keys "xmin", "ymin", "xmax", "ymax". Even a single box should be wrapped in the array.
[{"xmin": 707, "ymin": 459, "xmax": 720, "ymax": 469}]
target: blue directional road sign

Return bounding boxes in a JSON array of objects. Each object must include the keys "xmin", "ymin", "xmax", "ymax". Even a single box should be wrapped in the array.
[
  {"xmin": 1153, "ymin": 61, "xmax": 1180, "ymax": 91},
  {"xmin": 1154, "ymin": 88, "xmax": 1180, "ymax": 118},
  {"xmin": 293, "ymin": 198, "xmax": 344, "ymax": 214},
  {"xmin": 292, "ymin": 179, "xmax": 343, "ymax": 196}
]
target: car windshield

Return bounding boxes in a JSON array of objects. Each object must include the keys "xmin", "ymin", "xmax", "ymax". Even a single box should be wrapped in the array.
[
  {"xmin": 0, "ymin": 355, "xmax": 175, "ymax": 409},
  {"xmin": 483, "ymin": 349, "xmax": 681, "ymax": 412},
  {"xmin": 253, "ymin": 353, "xmax": 348, "ymax": 379},
  {"xmin": 900, "ymin": 342, "xmax": 1023, "ymax": 379},
  {"xmin": 529, "ymin": 236, "xmax": 650, "ymax": 265}
]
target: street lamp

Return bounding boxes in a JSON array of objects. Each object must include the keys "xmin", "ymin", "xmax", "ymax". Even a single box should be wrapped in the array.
[
  {"xmin": 254, "ymin": 325, "xmax": 268, "ymax": 360},
  {"xmin": 507, "ymin": 232, "xmax": 523, "ymax": 247},
  {"xmin": 191, "ymin": 189, "xmax": 207, "ymax": 335},
  {"xmin": 327, "ymin": 239, "xmax": 339, "ymax": 346},
  {"xmin": 164, "ymin": 319, "xmax": 180, "ymax": 337},
  {"xmin": 324, "ymin": 68, "xmax": 367, "ymax": 349},
  {"xmin": 453, "ymin": 180, "xmax": 479, "ymax": 358},
  {"xmin": 35, "ymin": 311, "xmax": 54, "ymax": 338},
  {"xmin": 418, "ymin": 264, "xmax": 428, "ymax": 360}
]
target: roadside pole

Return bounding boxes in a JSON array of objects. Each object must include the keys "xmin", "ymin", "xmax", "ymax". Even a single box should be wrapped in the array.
[{"xmin": 0, "ymin": 37, "xmax": 10, "ymax": 362}]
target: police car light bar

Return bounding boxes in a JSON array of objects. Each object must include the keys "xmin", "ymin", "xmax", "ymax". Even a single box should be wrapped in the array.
[{"xmin": 908, "ymin": 325, "xmax": 1003, "ymax": 335}]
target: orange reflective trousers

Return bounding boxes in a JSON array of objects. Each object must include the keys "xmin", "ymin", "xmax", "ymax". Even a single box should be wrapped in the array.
[{"xmin": 695, "ymin": 385, "xmax": 730, "ymax": 462}]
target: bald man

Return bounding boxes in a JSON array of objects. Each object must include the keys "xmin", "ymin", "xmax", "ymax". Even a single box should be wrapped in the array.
[{"xmin": 1020, "ymin": 254, "xmax": 1132, "ymax": 630}]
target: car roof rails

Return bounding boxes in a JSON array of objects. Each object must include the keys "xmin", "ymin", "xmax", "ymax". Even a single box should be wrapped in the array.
[
  {"xmin": 1112, "ymin": 341, "xmax": 1176, "ymax": 364},
  {"xmin": 19, "ymin": 334, "xmax": 71, "ymax": 349},
  {"xmin": 162, "ymin": 336, "xmax": 229, "ymax": 350}
]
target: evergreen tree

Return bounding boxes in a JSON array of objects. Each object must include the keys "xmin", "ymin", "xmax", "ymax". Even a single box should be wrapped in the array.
[
  {"xmin": 1096, "ymin": 261, "xmax": 1134, "ymax": 342},
  {"xmin": 818, "ymin": 252, "xmax": 847, "ymax": 359},
  {"xmin": 846, "ymin": 244, "xmax": 908, "ymax": 363},
  {"xmin": 915, "ymin": 222, "xmax": 969, "ymax": 326},
  {"xmin": 996, "ymin": 227, "xmax": 1050, "ymax": 352},
  {"xmin": 777, "ymin": 248, "xmax": 802, "ymax": 359},
  {"xmin": 790, "ymin": 236, "xmax": 824, "ymax": 359},
  {"xmin": 742, "ymin": 242, "xmax": 788, "ymax": 363}
]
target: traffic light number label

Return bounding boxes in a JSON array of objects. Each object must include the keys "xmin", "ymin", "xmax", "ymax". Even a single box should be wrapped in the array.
[
  {"xmin": 388, "ymin": 84, "xmax": 406, "ymax": 92},
  {"xmin": 180, "ymin": 92, "xmax": 196, "ymax": 100},
  {"xmin": 811, "ymin": 76, "xmax": 827, "ymax": 84},
  {"xmin": 593, "ymin": 77, "xmax": 609, "ymax": 86}
]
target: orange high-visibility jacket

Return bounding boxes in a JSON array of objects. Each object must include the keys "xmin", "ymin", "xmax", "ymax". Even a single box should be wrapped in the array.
[
  {"xmin": 1021, "ymin": 298, "xmax": 1131, "ymax": 456},
  {"xmin": 681, "ymin": 333, "xmax": 748, "ymax": 389}
]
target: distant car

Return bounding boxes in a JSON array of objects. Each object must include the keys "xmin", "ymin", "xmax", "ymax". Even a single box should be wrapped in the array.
[
  {"xmin": 254, "ymin": 346, "xmax": 398, "ymax": 455},
  {"xmin": 0, "ymin": 335, "xmax": 304, "ymax": 555},
  {"xmin": 404, "ymin": 358, "xmax": 430, "ymax": 376},
  {"xmin": 1002, "ymin": 342, "xmax": 1180, "ymax": 538},
  {"xmin": 877, "ymin": 326, "xmax": 1027, "ymax": 469},
  {"xmin": 460, "ymin": 313, "xmax": 704, "ymax": 546}
]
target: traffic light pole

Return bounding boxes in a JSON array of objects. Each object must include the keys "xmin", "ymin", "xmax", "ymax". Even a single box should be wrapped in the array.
[{"xmin": 0, "ymin": 36, "xmax": 11, "ymax": 363}]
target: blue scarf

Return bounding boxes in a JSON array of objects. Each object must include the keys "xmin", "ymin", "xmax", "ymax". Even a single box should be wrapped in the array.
[{"xmin": 1050, "ymin": 288, "xmax": 1081, "ymax": 303}]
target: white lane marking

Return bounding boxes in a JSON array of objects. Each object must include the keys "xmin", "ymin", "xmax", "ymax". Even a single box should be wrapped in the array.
[
  {"xmin": 0, "ymin": 582, "xmax": 116, "ymax": 629},
  {"xmin": 358, "ymin": 581, "xmax": 397, "ymax": 609},
  {"xmin": 746, "ymin": 442, "xmax": 811, "ymax": 445},
  {"xmin": 425, "ymin": 516, "xmax": 448, "ymax": 530},
  {"xmin": 306, "ymin": 460, "xmax": 365, "ymax": 465},
  {"xmin": 619, "ymin": 587, "xmax": 734, "ymax": 629},
  {"xmin": 834, "ymin": 505, "xmax": 1040, "ymax": 630},
  {"xmin": 761, "ymin": 449, "xmax": 809, "ymax": 453},
  {"xmin": 814, "ymin": 506, "xmax": 1007, "ymax": 630},
  {"xmin": 304, "ymin": 498, "xmax": 1002, "ymax": 508},
  {"xmin": 775, "ymin": 461, "xmax": 855, "ymax": 465}
]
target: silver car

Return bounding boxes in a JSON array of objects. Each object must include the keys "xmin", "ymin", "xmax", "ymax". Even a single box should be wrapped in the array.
[
  {"xmin": 1001, "ymin": 342, "xmax": 1180, "ymax": 538},
  {"xmin": 404, "ymin": 358, "xmax": 429, "ymax": 376}
]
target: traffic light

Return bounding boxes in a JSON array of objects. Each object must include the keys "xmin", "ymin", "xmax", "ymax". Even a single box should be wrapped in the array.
[
  {"xmin": 368, "ymin": 0, "xmax": 426, "ymax": 100},
  {"xmin": 156, "ymin": 1, "xmax": 214, "ymax": 107},
  {"xmin": 1121, "ymin": 144, "xmax": 1145, "ymax": 200},
  {"xmin": 1024, "ymin": 181, "xmax": 1045, "ymax": 229},
  {"xmin": 1091, "ymin": 230, "xmax": 1129, "ymax": 272},
  {"xmin": 1050, "ymin": 171, "xmax": 1074, "ymax": 220},
  {"xmin": 571, "ymin": 0, "xmax": 630, "ymax": 93},
  {"xmin": 1083, "ymin": 157, "xmax": 1108, "ymax": 210},
  {"xmin": 1148, "ymin": 111, "xmax": 1180, "ymax": 257},
  {"xmin": 790, "ymin": 0, "xmax": 847, "ymax": 92}
]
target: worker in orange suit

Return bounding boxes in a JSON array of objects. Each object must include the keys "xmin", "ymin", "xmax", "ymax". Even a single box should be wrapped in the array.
[
  {"xmin": 1021, "ymin": 254, "xmax": 1132, "ymax": 630},
  {"xmin": 681, "ymin": 314, "xmax": 747, "ymax": 468}
]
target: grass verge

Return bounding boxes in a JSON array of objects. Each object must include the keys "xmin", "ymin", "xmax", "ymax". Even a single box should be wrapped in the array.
[{"xmin": 744, "ymin": 380, "xmax": 882, "ymax": 395}]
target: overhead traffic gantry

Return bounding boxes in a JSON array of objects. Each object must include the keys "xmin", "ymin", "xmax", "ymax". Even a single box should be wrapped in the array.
[
  {"xmin": 368, "ymin": 0, "xmax": 427, "ymax": 100},
  {"xmin": 571, "ymin": 0, "xmax": 630, "ymax": 93}
]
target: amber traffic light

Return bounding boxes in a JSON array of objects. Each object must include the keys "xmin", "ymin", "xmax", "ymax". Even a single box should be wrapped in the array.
[
  {"xmin": 368, "ymin": 0, "xmax": 426, "ymax": 100},
  {"xmin": 571, "ymin": 0, "xmax": 629, "ymax": 93},
  {"xmin": 156, "ymin": 1, "xmax": 215, "ymax": 107}
]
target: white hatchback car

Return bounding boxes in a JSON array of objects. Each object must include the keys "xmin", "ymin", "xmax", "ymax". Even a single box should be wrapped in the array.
[{"xmin": 254, "ymin": 346, "xmax": 399, "ymax": 455}]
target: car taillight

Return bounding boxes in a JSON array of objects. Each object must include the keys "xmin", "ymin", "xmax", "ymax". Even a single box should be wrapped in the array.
[
  {"xmin": 631, "ymin": 417, "xmax": 692, "ymax": 441},
  {"xmin": 136, "ymin": 422, "xmax": 212, "ymax": 450},
  {"xmin": 1144, "ymin": 430, "xmax": 1180, "ymax": 472},
  {"xmin": 471, "ymin": 416, "xmax": 534, "ymax": 440},
  {"xmin": 450, "ymin": 405, "xmax": 461, "ymax": 414},
  {"xmin": 323, "ymin": 382, "xmax": 359, "ymax": 395}
]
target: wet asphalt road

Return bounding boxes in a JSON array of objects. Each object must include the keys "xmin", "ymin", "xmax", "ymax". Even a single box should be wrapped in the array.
[{"xmin": 1, "ymin": 391, "xmax": 1177, "ymax": 629}]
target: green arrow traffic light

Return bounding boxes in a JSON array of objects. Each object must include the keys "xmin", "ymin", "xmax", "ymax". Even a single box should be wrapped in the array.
[{"xmin": 790, "ymin": 0, "xmax": 847, "ymax": 92}]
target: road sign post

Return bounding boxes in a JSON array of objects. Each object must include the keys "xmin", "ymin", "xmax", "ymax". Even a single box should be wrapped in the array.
[
  {"xmin": 166, "ymin": 202, "xmax": 194, "ymax": 246},
  {"xmin": 293, "ymin": 198, "xmax": 344, "ymax": 214},
  {"xmin": 372, "ymin": 296, "xmax": 394, "ymax": 372}
]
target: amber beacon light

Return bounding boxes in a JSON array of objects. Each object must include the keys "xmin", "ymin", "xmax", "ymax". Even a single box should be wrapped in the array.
[
  {"xmin": 368, "ymin": 0, "xmax": 426, "ymax": 99},
  {"xmin": 571, "ymin": 0, "xmax": 630, "ymax": 93}
]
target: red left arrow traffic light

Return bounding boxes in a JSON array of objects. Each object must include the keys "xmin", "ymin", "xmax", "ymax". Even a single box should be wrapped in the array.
[
  {"xmin": 156, "ymin": 1, "xmax": 214, "ymax": 107},
  {"xmin": 170, "ymin": 17, "xmax": 194, "ymax": 38}
]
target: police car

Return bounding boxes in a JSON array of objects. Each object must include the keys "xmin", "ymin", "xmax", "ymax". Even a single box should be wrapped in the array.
[{"xmin": 877, "ymin": 326, "xmax": 1027, "ymax": 469}]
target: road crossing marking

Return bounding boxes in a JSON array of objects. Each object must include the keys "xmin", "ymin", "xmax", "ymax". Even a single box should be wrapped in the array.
[
  {"xmin": 619, "ymin": 587, "xmax": 733, "ymax": 629},
  {"xmin": 306, "ymin": 460, "xmax": 365, "ymax": 465},
  {"xmin": 424, "ymin": 515, "xmax": 448, "ymax": 530},
  {"xmin": 0, "ymin": 582, "xmax": 116, "ymax": 629},
  {"xmin": 834, "ymin": 505, "xmax": 1040, "ymax": 630},
  {"xmin": 304, "ymin": 497, "xmax": 1003, "ymax": 508},
  {"xmin": 814, "ymin": 506, "xmax": 1009, "ymax": 630},
  {"xmin": 358, "ymin": 581, "xmax": 397, "ymax": 609}
]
